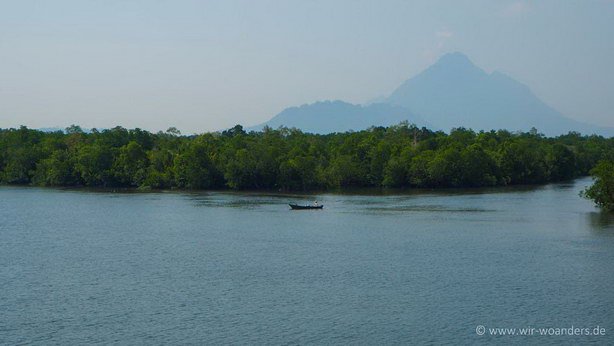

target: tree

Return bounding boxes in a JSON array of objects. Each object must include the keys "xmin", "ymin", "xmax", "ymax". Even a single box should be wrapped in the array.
[
  {"xmin": 174, "ymin": 135, "xmax": 222, "ymax": 189},
  {"xmin": 326, "ymin": 154, "xmax": 367, "ymax": 187},
  {"xmin": 2, "ymin": 147, "xmax": 36, "ymax": 183},
  {"xmin": 279, "ymin": 155, "xmax": 320, "ymax": 190},
  {"xmin": 74, "ymin": 144, "xmax": 115, "ymax": 186},
  {"xmin": 459, "ymin": 144, "xmax": 498, "ymax": 187},
  {"xmin": 382, "ymin": 147, "xmax": 413, "ymax": 187},
  {"xmin": 408, "ymin": 150, "xmax": 435, "ymax": 187},
  {"xmin": 0, "ymin": 127, "xmax": 44, "ymax": 184},
  {"xmin": 547, "ymin": 143, "xmax": 577, "ymax": 181},
  {"xmin": 582, "ymin": 161, "xmax": 614, "ymax": 211},
  {"xmin": 32, "ymin": 150, "xmax": 78, "ymax": 186},
  {"xmin": 114, "ymin": 141, "xmax": 148, "ymax": 186},
  {"xmin": 428, "ymin": 147, "xmax": 462, "ymax": 187},
  {"xmin": 142, "ymin": 149, "xmax": 174, "ymax": 189},
  {"xmin": 222, "ymin": 124, "xmax": 246, "ymax": 137},
  {"xmin": 499, "ymin": 140, "xmax": 549, "ymax": 184}
]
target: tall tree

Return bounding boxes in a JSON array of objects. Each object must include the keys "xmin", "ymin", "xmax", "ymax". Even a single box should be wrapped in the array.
[{"xmin": 582, "ymin": 161, "xmax": 614, "ymax": 211}]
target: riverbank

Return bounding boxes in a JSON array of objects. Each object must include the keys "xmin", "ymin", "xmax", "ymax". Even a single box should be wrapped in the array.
[{"xmin": 0, "ymin": 176, "xmax": 592, "ymax": 196}]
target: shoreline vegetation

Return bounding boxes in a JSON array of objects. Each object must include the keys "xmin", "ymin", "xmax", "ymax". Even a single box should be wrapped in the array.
[{"xmin": 1, "ymin": 123, "xmax": 613, "ymax": 198}]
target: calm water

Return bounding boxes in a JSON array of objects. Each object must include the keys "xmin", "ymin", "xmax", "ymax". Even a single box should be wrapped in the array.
[{"xmin": 1, "ymin": 178, "xmax": 614, "ymax": 345}]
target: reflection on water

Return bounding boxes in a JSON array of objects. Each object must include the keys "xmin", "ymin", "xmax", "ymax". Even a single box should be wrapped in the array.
[
  {"xmin": 587, "ymin": 211, "xmax": 614, "ymax": 233},
  {"xmin": 365, "ymin": 205, "xmax": 495, "ymax": 213},
  {"xmin": 191, "ymin": 194, "xmax": 316, "ymax": 209}
]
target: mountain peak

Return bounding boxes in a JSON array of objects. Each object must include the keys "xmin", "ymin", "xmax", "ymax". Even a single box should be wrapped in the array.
[
  {"xmin": 418, "ymin": 52, "xmax": 486, "ymax": 80},
  {"xmin": 434, "ymin": 52, "xmax": 475, "ymax": 68},
  {"xmin": 385, "ymin": 52, "xmax": 613, "ymax": 136}
]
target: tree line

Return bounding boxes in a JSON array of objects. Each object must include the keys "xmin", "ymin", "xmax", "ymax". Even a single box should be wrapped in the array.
[{"xmin": 1, "ymin": 123, "xmax": 613, "ymax": 192}]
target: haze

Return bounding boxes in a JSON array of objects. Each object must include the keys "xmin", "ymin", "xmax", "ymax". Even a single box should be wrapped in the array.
[{"xmin": 1, "ymin": 0, "xmax": 613, "ymax": 133}]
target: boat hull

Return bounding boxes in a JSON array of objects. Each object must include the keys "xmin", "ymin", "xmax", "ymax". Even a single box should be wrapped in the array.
[{"xmin": 289, "ymin": 204, "xmax": 323, "ymax": 210}]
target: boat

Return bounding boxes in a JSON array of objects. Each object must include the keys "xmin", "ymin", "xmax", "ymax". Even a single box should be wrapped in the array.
[{"xmin": 289, "ymin": 204, "xmax": 324, "ymax": 210}]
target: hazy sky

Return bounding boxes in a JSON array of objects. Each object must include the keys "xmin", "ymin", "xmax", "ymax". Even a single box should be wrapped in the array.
[{"xmin": 1, "ymin": 0, "xmax": 613, "ymax": 133}]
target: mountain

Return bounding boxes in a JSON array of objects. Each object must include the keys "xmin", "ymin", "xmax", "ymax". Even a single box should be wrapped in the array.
[
  {"xmin": 386, "ymin": 52, "xmax": 613, "ymax": 136},
  {"xmin": 249, "ymin": 100, "xmax": 428, "ymax": 134},
  {"xmin": 251, "ymin": 52, "xmax": 613, "ymax": 136}
]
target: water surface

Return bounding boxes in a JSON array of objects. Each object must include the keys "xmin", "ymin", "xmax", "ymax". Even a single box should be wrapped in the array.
[{"xmin": 1, "ymin": 178, "xmax": 613, "ymax": 344}]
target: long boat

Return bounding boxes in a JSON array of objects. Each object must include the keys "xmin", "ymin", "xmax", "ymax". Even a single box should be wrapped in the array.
[{"xmin": 289, "ymin": 204, "xmax": 324, "ymax": 210}]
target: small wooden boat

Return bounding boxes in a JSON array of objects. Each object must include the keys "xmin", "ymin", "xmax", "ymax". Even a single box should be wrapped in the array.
[{"xmin": 289, "ymin": 204, "xmax": 324, "ymax": 210}]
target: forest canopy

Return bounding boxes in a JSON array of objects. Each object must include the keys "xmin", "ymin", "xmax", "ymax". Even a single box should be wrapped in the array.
[{"xmin": 1, "ymin": 123, "xmax": 613, "ymax": 191}]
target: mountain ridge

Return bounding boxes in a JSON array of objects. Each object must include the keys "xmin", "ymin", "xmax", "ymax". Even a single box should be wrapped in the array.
[
  {"xmin": 251, "ymin": 52, "xmax": 613, "ymax": 136},
  {"xmin": 249, "ymin": 100, "xmax": 429, "ymax": 133}
]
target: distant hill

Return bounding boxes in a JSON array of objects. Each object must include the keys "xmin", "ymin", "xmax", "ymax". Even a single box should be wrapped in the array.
[
  {"xmin": 386, "ymin": 52, "xmax": 613, "ymax": 136},
  {"xmin": 249, "ymin": 100, "xmax": 428, "ymax": 133},
  {"xmin": 37, "ymin": 126, "xmax": 96, "ymax": 134},
  {"xmin": 251, "ymin": 52, "xmax": 613, "ymax": 136},
  {"xmin": 38, "ymin": 127, "xmax": 65, "ymax": 133}
]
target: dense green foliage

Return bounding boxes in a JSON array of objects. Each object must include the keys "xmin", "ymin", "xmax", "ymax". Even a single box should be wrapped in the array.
[
  {"xmin": 1, "ymin": 123, "xmax": 613, "ymax": 191},
  {"xmin": 582, "ymin": 160, "xmax": 614, "ymax": 211}
]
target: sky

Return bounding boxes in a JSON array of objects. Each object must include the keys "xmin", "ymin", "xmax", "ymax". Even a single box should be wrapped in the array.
[{"xmin": 0, "ymin": 0, "xmax": 613, "ymax": 133}]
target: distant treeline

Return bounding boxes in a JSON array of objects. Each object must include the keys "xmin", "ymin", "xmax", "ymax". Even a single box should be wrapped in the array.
[{"xmin": 1, "ymin": 123, "xmax": 613, "ymax": 191}]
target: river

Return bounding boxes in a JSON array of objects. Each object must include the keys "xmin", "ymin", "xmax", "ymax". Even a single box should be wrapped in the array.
[{"xmin": 1, "ymin": 177, "xmax": 613, "ymax": 344}]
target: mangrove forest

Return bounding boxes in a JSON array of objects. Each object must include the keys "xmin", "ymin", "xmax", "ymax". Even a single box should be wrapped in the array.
[{"xmin": 1, "ymin": 123, "xmax": 613, "ymax": 192}]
